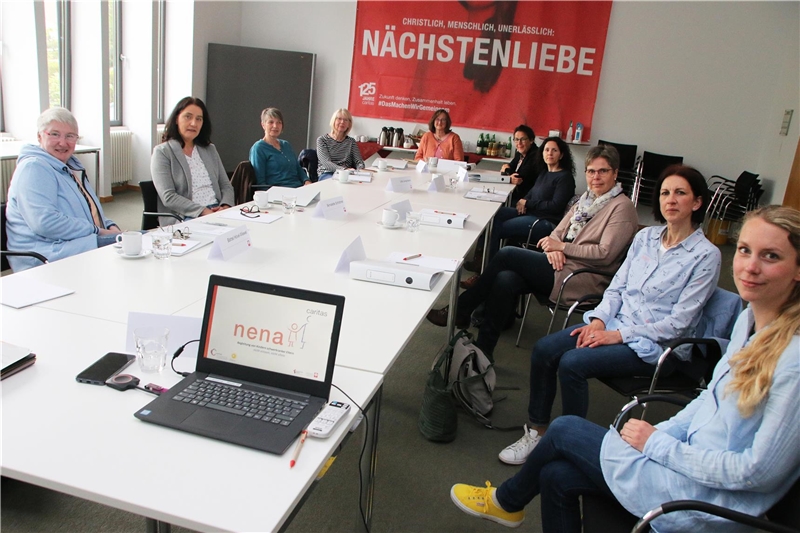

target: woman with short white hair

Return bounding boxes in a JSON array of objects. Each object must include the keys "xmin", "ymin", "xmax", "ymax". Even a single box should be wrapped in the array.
[
  {"xmin": 316, "ymin": 108, "xmax": 365, "ymax": 181},
  {"xmin": 5, "ymin": 107, "xmax": 122, "ymax": 271}
]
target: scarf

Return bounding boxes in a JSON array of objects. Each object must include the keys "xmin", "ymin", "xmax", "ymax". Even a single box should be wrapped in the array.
[{"xmin": 565, "ymin": 183, "xmax": 623, "ymax": 241}]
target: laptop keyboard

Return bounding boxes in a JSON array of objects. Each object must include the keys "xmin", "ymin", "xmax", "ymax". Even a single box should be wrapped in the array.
[{"xmin": 172, "ymin": 380, "xmax": 309, "ymax": 426}]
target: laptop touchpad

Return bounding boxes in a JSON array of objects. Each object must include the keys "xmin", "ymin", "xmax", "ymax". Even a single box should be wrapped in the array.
[{"xmin": 181, "ymin": 409, "xmax": 241, "ymax": 434}]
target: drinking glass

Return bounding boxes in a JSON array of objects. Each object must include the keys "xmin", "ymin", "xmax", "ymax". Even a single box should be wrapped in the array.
[
  {"xmin": 151, "ymin": 231, "xmax": 172, "ymax": 259},
  {"xmin": 282, "ymin": 194, "xmax": 297, "ymax": 215},
  {"xmin": 134, "ymin": 327, "xmax": 169, "ymax": 373},
  {"xmin": 406, "ymin": 211, "xmax": 421, "ymax": 232}
]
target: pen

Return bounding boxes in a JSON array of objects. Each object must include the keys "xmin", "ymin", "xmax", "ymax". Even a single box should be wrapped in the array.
[
  {"xmin": 434, "ymin": 210, "xmax": 457, "ymax": 215},
  {"xmin": 403, "ymin": 253, "xmax": 422, "ymax": 261},
  {"xmin": 172, "ymin": 243, "xmax": 187, "ymax": 247},
  {"xmin": 289, "ymin": 430, "xmax": 308, "ymax": 468}
]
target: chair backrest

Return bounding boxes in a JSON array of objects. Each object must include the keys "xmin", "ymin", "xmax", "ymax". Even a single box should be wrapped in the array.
[
  {"xmin": 297, "ymin": 149, "xmax": 319, "ymax": 183},
  {"xmin": 1, "ymin": 201, "xmax": 10, "ymax": 271},
  {"xmin": 641, "ymin": 151, "xmax": 684, "ymax": 179},
  {"xmin": 598, "ymin": 140, "xmax": 638, "ymax": 171},
  {"xmin": 229, "ymin": 160, "xmax": 257, "ymax": 205},
  {"xmin": 766, "ymin": 476, "xmax": 800, "ymax": 528},
  {"xmin": 732, "ymin": 171, "xmax": 760, "ymax": 203},
  {"xmin": 139, "ymin": 181, "xmax": 162, "ymax": 231}
]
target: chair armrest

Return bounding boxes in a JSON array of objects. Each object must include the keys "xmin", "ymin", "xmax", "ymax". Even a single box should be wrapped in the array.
[
  {"xmin": 250, "ymin": 184, "xmax": 272, "ymax": 191},
  {"xmin": 612, "ymin": 394, "xmax": 690, "ymax": 430},
  {"xmin": 0, "ymin": 250, "xmax": 48, "ymax": 264},
  {"xmin": 647, "ymin": 338, "xmax": 721, "ymax": 396},
  {"xmin": 551, "ymin": 268, "xmax": 616, "ymax": 310},
  {"xmin": 633, "ymin": 500, "xmax": 798, "ymax": 533},
  {"xmin": 143, "ymin": 211, "xmax": 184, "ymax": 223}
]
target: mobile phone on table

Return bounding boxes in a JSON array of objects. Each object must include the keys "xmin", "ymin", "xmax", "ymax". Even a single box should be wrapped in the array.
[{"xmin": 76, "ymin": 352, "xmax": 136, "ymax": 385}]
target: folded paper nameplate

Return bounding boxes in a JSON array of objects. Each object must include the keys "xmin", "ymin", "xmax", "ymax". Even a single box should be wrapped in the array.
[
  {"xmin": 386, "ymin": 176, "xmax": 413, "ymax": 192},
  {"xmin": 386, "ymin": 158, "xmax": 407, "ymax": 169},
  {"xmin": 427, "ymin": 175, "xmax": 446, "ymax": 192},
  {"xmin": 350, "ymin": 260, "xmax": 443, "ymax": 291},
  {"xmin": 334, "ymin": 236, "xmax": 367, "ymax": 272},
  {"xmin": 457, "ymin": 167, "xmax": 469, "ymax": 182},
  {"xmin": 433, "ymin": 159, "xmax": 468, "ymax": 172},
  {"xmin": 313, "ymin": 195, "xmax": 347, "ymax": 220},
  {"xmin": 418, "ymin": 208, "xmax": 468, "ymax": 229},
  {"xmin": 415, "ymin": 160, "xmax": 428, "ymax": 173},
  {"xmin": 208, "ymin": 225, "xmax": 251, "ymax": 260},
  {"xmin": 390, "ymin": 199, "xmax": 413, "ymax": 221}
]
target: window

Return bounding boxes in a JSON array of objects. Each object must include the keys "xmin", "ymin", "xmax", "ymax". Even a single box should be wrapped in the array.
[
  {"xmin": 156, "ymin": 0, "xmax": 166, "ymax": 124},
  {"xmin": 109, "ymin": 0, "xmax": 122, "ymax": 125},
  {"xmin": 44, "ymin": 0, "xmax": 70, "ymax": 109},
  {"xmin": 0, "ymin": 71, "xmax": 5, "ymax": 132}
]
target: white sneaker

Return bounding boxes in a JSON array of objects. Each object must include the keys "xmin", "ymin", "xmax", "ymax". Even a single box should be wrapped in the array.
[{"xmin": 498, "ymin": 425, "xmax": 541, "ymax": 465}]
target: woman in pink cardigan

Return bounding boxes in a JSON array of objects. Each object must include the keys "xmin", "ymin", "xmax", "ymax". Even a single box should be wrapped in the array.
[{"xmin": 414, "ymin": 109, "xmax": 464, "ymax": 162}]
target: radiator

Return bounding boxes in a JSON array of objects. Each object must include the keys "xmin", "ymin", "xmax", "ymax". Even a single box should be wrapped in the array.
[
  {"xmin": 1, "ymin": 136, "xmax": 18, "ymax": 203},
  {"xmin": 110, "ymin": 129, "xmax": 133, "ymax": 187}
]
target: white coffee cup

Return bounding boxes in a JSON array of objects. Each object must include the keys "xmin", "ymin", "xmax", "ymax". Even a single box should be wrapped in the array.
[
  {"xmin": 253, "ymin": 190, "xmax": 270, "ymax": 209},
  {"xmin": 428, "ymin": 156, "xmax": 439, "ymax": 169},
  {"xmin": 381, "ymin": 208, "xmax": 400, "ymax": 227},
  {"xmin": 336, "ymin": 169, "xmax": 350, "ymax": 183},
  {"xmin": 115, "ymin": 231, "xmax": 142, "ymax": 256},
  {"xmin": 377, "ymin": 159, "xmax": 388, "ymax": 171}
]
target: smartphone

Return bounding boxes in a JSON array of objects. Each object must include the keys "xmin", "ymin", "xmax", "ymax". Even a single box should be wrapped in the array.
[{"xmin": 76, "ymin": 352, "xmax": 136, "ymax": 385}]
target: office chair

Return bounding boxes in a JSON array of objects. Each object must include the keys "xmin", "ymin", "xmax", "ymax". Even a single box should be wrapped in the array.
[
  {"xmin": 297, "ymin": 149, "xmax": 319, "ymax": 183},
  {"xmin": 631, "ymin": 151, "xmax": 684, "ymax": 206},
  {"xmin": 1, "ymin": 202, "xmax": 49, "ymax": 271},
  {"xmin": 706, "ymin": 171, "xmax": 762, "ymax": 227},
  {"xmin": 582, "ymin": 395, "xmax": 800, "ymax": 533},
  {"xmin": 229, "ymin": 161, "xmax": 271, "ymax": 205},
  {"xmin": 598, "ymin": 140, "xmax": 638, "ymax": 198},
  {"xmin": 139, "ymin": 181, "xmax": 184, "ymax": 231},
  {"xmin": 596, "ymin": 287, "xmax": 742, "ymax": 417}
]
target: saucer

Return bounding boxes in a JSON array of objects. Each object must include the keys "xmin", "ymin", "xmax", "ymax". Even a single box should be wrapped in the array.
[
  {"xmin": 117, "ymin": 249, "xmax": 152, "ymax": 259},
  {"xmin": 377, "ymin": 221, "xmax": 403, "ymax": 230},
  {"xmin": 113, "ymin": 242, "xmax": 122, "ymax": 249}
]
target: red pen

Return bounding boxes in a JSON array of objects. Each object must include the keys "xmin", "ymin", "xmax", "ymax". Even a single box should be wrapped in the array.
[
  {"xmin": 434, "ymin": 210, "xmax": 457, "ymax": 215},
  {"xmin": 289, "ymin": 430, "xmax": 308, "ymax": 468},
  {"xmin": 403, "ymin": 253, "xmax": 422, "ymax": 261},
  {"xmin": 172, "ymin": 243, "xmax": 187, "ymax": 247}
]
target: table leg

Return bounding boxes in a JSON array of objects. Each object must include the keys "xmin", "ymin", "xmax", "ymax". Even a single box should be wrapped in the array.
[
  {"xmin": 145, "ymin": 518, "xmax": 171, "ymax": 533},
  {"xmin": 94, "ymin": 150, "xmax": 101, "ymax": 194},
  {"xmin": 446, "ymin": 267, "xmax": 462, "ymax": 340},
  {"xmin": 357, "ymin": 384, "xmax": 382, "ymax": 532},
  {"xmin": 481, "ymin": 218, "xmax": 494, "ymax": 273}
]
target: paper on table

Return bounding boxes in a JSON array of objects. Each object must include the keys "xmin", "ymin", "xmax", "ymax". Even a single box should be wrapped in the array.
[
  {"xmin": 386, "ymin": 252, "xmax": 460, "ymax": 272},
  {"xmin": 386, "ymin": 158, "xmax": 407, "ymax": 169},
  {"xmin": 1, "ymin": 277, "xmax": 74, "ymax": 309},
  {"xmin": 267, "ymin": 186, "xmax": 320, "ymax": 207},
  {"xmin": 170, "ymin": 238, "xmax": 212, "ymax": 256},
  {"xmin": 217, "ymin": 210, "xmax": 283, "ymax": 224},
  {"xmin": 464, "ymin": 187, "xmax": 509, "ymax": 203}
]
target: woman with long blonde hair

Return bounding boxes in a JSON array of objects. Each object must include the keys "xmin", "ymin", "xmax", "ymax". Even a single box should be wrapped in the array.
[{"xmin": 449, "ymin": 205, "xmax": 800, "ymax": 533}]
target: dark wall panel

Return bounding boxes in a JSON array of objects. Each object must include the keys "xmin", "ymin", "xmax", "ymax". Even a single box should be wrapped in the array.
[{"xmin": 206, "ymin": 43, "xmax": 315, "ymax": 173}]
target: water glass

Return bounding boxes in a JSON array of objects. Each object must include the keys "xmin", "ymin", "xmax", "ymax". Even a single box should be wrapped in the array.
[
  {"xmin": 406, "ymin": 211, "xmax": 421, "ymax": 232},
  {"xmin": 448, "ymin": 176, "xmax": 459, "ymax": 190},
  {"xmin": 151, "ymin": 231, "xmax": 172, "ymax": 259},
  {"xmin": 134, "ymin": 327, "xmax": 169, "ymax": 373},
  {"xmin": 282, "ymin": 194, "xmax": 297, "ymax": 215}
]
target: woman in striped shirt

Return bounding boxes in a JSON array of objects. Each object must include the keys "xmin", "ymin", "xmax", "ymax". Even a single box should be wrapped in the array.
[{"xmin": 316, "ymin": 108, "xmax": 365, "ymax": 180}]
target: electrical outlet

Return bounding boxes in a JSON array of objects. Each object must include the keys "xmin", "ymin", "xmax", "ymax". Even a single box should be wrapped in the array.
[{"xmin": 780, "ymin": 109, "xmax": 793, "ymax": 136}]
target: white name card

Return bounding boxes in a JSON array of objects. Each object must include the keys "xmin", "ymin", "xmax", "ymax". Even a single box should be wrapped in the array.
[
  {"xmin": 415, "ymin": 160, "xmax": 427, "ymax": 173},
  {"xmin": 386, "ymin": 176, "xmax": 413, "ymax": 192},
  {"xmin": 390, "ymin": 199, "xmax": 413, "ymax": 221},
  {"xmin": 334, "ymin": 236, "xmax": 367, "ymax": 273},
  {"xmin": 208, "ymin": 225, "xmax": 251, "ymax": 260},
  {"xmin": 313, "ymin": 195, "xmax": 347, "ymax": 220},
  {"xmin": 427, "ymin": 174, "xmax": 446, "ymax": 192},
  {"xmin": 457, "ymin": 166, "xmax": 469, "ymax": 182}
]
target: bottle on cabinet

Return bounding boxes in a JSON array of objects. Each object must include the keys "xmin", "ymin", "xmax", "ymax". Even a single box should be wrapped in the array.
[
  {"xmin": 565, "ymin": 121, "xmax": 573, "ymax": 143},
  {"xmin": 574, "ymin": 123, "xmax": 583, "ymax": 143}
]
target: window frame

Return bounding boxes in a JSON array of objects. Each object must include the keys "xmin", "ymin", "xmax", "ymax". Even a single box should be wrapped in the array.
[
  {"xmin": 109, "ymin": 0, "xmax": 122, "ymax": 126},
  {"xmin": 156, "ymin": 0, "xmax": 166, "ymax": 124},
  {"xmin": 56, "ymin": 0, "xmax": 71, "ymax": 109}
]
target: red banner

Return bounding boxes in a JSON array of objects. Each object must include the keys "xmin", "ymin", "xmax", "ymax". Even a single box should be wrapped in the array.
[{"xmin": 349, "ymin": 1, "xmax": 612, "ymax": 140}]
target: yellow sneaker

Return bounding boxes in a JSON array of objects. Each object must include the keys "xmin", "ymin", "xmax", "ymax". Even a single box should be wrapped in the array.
[{"xmin": 450, "ymin": 481, "xmax": 524, "ymax": 528}]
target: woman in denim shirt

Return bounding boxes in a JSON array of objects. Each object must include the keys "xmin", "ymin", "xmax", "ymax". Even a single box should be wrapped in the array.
[
  {"xmin": 503, "ymin": 165, "xmax": 721, "ymax": 466},
  {"xmin": 449, "ymin": 205, "xmax": 800, "ymax": 533}
]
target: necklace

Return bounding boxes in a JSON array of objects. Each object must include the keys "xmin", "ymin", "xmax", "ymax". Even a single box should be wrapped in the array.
[{"xmin": 662, "ymin": 229, "xmax": 690, "ymax": 249}]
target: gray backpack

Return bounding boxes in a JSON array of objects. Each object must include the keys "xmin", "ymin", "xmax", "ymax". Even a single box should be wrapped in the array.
[{"xmin": 448, "ymin": 332, "xmax": 496, "ymax": 425}]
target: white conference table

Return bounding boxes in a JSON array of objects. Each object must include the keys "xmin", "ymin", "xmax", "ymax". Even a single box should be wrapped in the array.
[{"xmin": 1, "ymin": 168, "xmax": 514, "ymax": 531}]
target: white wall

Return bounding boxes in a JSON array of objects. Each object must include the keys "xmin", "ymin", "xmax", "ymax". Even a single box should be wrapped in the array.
[
  {"xmin": 233, "ymin": 1, "xmax": 799, "ymax": 205},
  {"xmin": 192, "ymin": 1, "xmax": 243, "ymax": 100}
]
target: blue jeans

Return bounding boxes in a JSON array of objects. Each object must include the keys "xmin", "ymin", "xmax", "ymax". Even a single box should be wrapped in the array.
[
  {"xmin": 318, "ymin": 172, "xmax": 334, "ymax": 181},
  {"xmin": 457, "ymin": 247, "xmax": 554, "ymax": 358},
  {"xmin": 488, "ymin": 206, "xmax": 554, "ymax": 262},
  {"xmin": 528, "ymin": 324, "xmax": 661, "ymax": 424},
  {"xmin": 496, "ymin": 416, "xmax": 614, "ymax": 532}
]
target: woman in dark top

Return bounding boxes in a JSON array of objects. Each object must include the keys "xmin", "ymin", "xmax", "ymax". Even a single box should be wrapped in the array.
[
  {"xmin": 502, "ymin": 125, "xmax": 540, "ymax": 203},
  {"xmin": 487, "ymin": 136, "xmax": 576, "ymax": 262}
]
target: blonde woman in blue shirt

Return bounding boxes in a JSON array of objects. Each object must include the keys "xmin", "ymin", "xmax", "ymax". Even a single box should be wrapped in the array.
[{"xmin": 450, "ymin": 205, "xmax": 800, "ymax": 532}]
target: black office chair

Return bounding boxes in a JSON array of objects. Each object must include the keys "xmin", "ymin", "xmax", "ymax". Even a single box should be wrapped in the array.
[
  {"xmin": 582, "ymin": 395, "xmax": 800, "ymax": 533},
  {"xmin": 229, "ymin": 161, "xmax": 271, "ymax": 205},
  {"xmin": 298, "ymin": 149, "xmax": 319, "ymax": 183},
  {"xmin": 1, "ymin": 202, "xmax": 48, "ymax": 272},
  {"xmin": 598, "ymin": 140, "xmax": 638, "ymax": 198},
  {"xmin": 631, "ymin": 151, "xmax": 684, "ymax": 207},
  {"xmin": 706, "ymin": 171, "xmax": 762, "ymax": 226},
  {"xmin": 139, "ymin": 181, "xmax": 183, "ymax": 231},
  {"xmin": 597, "ymin": 287, "xmax": 742, "ymax": 417}
]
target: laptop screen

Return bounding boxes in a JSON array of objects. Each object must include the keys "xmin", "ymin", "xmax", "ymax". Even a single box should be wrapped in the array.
[{"xmin": 199, "ymin": 283, "xmax": 338, "ymax": 383}]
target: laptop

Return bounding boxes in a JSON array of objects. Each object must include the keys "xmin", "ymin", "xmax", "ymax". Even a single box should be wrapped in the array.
[{"xmin": 134, "ymin": 275, "xmax": 345, "ymax": 454}]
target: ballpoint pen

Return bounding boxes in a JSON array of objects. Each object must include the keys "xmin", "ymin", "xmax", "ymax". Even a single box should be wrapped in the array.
[
  {"xmin": 403, "ymin": 253, "xmax": 422, "ymax": 261},
  {"xmin": 434, "ymin": 210, "xmax": 457, "ymax": 215},
  {"xmin": 289, "ymin": 430, "xmax": 308, "ymax": 468}
]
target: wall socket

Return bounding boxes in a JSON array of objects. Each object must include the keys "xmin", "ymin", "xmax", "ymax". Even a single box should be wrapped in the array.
[{"xmin": 780, "ymin": 109, "xmax": 793, "ymax": 136}]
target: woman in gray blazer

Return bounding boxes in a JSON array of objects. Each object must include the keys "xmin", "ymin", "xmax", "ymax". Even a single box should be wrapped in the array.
[
  {"xmin": 426, "ymin": 145, "xmax": 639, "ymax": 360},
  {"xmin": 151, "ymin": 97, "xmax": 235, "ymax": 225}
]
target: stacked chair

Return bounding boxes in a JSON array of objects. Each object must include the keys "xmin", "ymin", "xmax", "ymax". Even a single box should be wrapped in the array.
[{"xmin": 706, "ymin": 171, "xmax": 763, "ymax": 227}]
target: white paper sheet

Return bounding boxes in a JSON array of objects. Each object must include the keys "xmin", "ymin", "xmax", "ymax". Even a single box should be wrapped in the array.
[{"xmin": 1, "ymin": 277, "xmax": 74, "ymax": 309}]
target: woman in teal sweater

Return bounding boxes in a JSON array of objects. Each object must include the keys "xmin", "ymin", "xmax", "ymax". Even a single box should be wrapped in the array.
[{"xmin": 249, "ymin": 108, "xmax": 310, "ymax": 188}]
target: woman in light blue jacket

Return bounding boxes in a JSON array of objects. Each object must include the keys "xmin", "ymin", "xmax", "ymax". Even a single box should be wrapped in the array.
[
  {"xmin": 450, "ymin": 205, "xmax": 800, "ymax": 533},
  {"xmin": 5, "ymin": 108, "xmax": 121, "ymax": 271}
]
